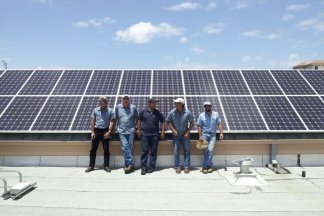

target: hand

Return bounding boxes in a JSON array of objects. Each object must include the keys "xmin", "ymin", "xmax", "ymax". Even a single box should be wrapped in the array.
[
  {"xmin": 136, "ymin": 130, "xmax": 141, "ymax": 138},
  {"xmin": 183, "ymin": 132, "xmax": 189, "ymax": 139},
  {"xmin": 160, "ymin": 132, "xmax": 165, "ymax": 140},
  {"xmin": 91, "ymin": 132, "xmax": 95, "ymax": 140},
  {"xmin": 104, "ymin": 131, "xmax": 111, "ymax": 140},
  {"xmin": 199, "ymin": 136, "xmax": 204, "ymax": 141},
  {"xmin": 219, "ymin": 133, "xmax": 224, "ymax": 140},
  {"xmin": 172, "ymin": 130, "xmax": 178, "ymax": 137}
]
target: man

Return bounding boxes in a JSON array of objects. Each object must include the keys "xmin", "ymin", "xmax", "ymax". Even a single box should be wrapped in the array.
[
  {"xmin": 167, "ymin": 98, "xmax": 194, "ymax": 174},
  {"xmin": 115, "ymin": 95, "xmax": 138, "ymax": 174},
  {"xmin": 197, "ymin": 101, "xmax": 224, "ymax": 174},
  {"xmin": 85, "ymin": 96, "xmax": 115, "ymax": 173},
  {"xmin": 137, "ymin": 98, "xmax": 165, "ymax": 175}
]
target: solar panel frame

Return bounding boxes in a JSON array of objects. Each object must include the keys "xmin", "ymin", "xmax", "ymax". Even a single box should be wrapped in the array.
[
  {"xmin": 270, "ymin": 70, "xmax": 316, "ymax": 95},
  {"xmin": 119, "ymin": 70, "xmax": 152, "ymax": 95},
  {"xmin": 299, "ymin": 70, "xmax": 324, "ymax": 95},
  {"xmin": 19, "ymin": 70, "xmax": 63, "ymax": 95},
  {"xmin": 212, "ymin": 70, "xmax": 250, "ymax": 95},
  {"xmin": 86, "ymin": 70, "xmax": 122, "ymax": 95},
  {"xmin": 52, "ymin": 70, "xmax": 92, "ymax": 95},
  {"xmin": 0, "ymin": 96, "xmax": 13, "ymax": 114},
  {"xmin": 0, "ymin": 70, "xmax": 34, "ymax": 95},
  {"xmin": 0, "ymin": 96, "xmax": 47, "ymax": 130}
]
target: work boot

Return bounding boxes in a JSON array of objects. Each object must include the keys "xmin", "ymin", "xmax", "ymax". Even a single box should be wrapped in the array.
[
  {"xmin": 85, "ymin": 166, "xmax": 94, "ymax": 173},
  {"xmin": 104, "ymin": 166, "xmax": 111, "ymax": 172}
]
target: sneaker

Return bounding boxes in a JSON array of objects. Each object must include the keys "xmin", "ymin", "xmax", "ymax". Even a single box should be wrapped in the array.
[
  {"xmin": 147, "ymin": 167, "xmax": 154, "ymax": 173},
  {"xmin": 104, "ymin": 166, "xmax": 111, "ymax": 172},
  {"xmin": 175, "ymin": 167, "xmax": 181, "ymax": 174},
  {"xmin": 202, "ymin": 167, "xmax": 208, "ymax": 174},
  {"xmin": 184, "ymin": 167, "xmax": 190, "ymax": 174},
  {"xmin": 125, "ymin": 165, "xmax": 135, "ymax": 174},
  {"xmin": 207, "ymin": 167, "xmax": 214, "ymax": 173},
  {"xmin": 141, "ymin": 167, "xmax": 147, "ymax": 175},
  {"xmin": 85, "ymin": 166, "xmax": 94, "ymax": 173}
]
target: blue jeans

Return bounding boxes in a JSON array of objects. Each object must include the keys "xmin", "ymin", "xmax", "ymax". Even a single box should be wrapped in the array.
[
  {"xmin": 140, "ymin": 135, "xmax": 159, "ymax": 169},
  {"xmin": 173, "ymin": 136, "xmax": 190, "ymax": 168},
  {"xmin": 202, "ymin": 134, "xmax": 216, "ymax": 168},
  {"xmin": 119, "ymin": 133, "xmax": 135, "ymax": 167}
]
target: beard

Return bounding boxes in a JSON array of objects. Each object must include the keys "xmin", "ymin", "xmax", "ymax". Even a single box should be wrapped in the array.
[{"xmin": 205, "ymin": 108, "xmax": 211, "ymax": 112}]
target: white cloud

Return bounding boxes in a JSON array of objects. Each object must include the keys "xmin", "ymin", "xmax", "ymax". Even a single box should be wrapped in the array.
[
  {"xmin": 241, "ymin": 55, "xmax": 251, "ymax": 63},
  {"xmin": 288, "ymin": 53, "xmax": 299, "ymax": 60},
  {"xmin": 286, "ymin": 4, "xmax": 310, "ymax": 12},
  {"xmin": 179, "ymin": 36, "xmax": 189, "ymax": 43},
  {"xmin": 297, "ymin": 16, "xmax": 324, "ymax": 32},
  {"xmin": 281, "ymin": 14, "xmax": 295, "ymax": 21},
  {"xmin": 242, "ymin": 30, "xmax": 279, "ymax": 39},
  {"xmin": 115, "ymin": 22, "xmax": 184, "ymax": 44},
  {"xmin": 72, "ymin": 17, "xmax": 115, "ymax": 28},
  {"xmin": 203, "ymin": 23, "xmax": 226, "ymax": 34},
  {"xmin": 32, "ymin": 0, "xmax": 52, "ymax": 4},
  {"xmin": 166, "ymin": 1, "xmax": 217, "ymax": 11},
  {"xmin": 167, "ymin": 2, "xmax": 201, "ymax": 11},
  {"xmin": 231, "ymin": 0, "xmax": 264, "ymax": 10},
  {"xmin": 191, "ymin": 46, "xmax": 205, "ymax": 54}
]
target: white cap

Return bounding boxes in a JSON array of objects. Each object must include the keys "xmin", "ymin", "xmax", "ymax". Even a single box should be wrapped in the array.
[
  {"xmin": 203, "ymin": 101, "xmax": 212, "ymax": 106},
  {"xmin": 173, "ymin": 98, "xmax": 185, "ymax": 104},
  {"xmin": 121, "ymin": 95, "xmax": 129, "ymax": 99}
]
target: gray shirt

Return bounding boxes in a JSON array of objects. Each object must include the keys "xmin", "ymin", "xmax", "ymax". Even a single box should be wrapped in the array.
[
  {"xmin": 167, "ymin": 108, "xmax": 194, "ymax": 137},
  {"xmin": 115, "ymin": 104, "xmax": 138, "ymax": 134}
]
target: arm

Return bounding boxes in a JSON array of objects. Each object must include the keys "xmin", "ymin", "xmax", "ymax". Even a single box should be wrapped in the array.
[
  {"xmin": 197, "ymin": 125, "xmax": 203, "ymax": 141},
  {"xmin": 218, "ymin": 123, "xmax": 224, "ymax": 140},
  {"xmin": 90, "ymin": 118, "xmax": 95, "ymax": 139},
  {"xmin": 160, "ymin": 121, "xmax": 165, "ymax": 139},
  {"xmin": 183, "ymin": 121, "xmax": 194, "ymax": 138},
  {"xmin": 136, "ymin": 119, "xmax": 141, "ymax": 138},
  {"xmin": 168, "ymin": 122, "xmax": 178, "ymax": 137}
]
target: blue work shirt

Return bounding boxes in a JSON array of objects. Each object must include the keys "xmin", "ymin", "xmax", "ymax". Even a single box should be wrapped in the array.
[
  {"xmin": 139, "ymin": 109, "xmax": 165, "ymax": 136},
  {"xmin": 91, "ymin": 107, "xmax": 115, "ymax": 129},
  {"xmin": 197, "ymin": 111, "xmax": 221, "ymax": 136},
  {"xmin": 115, "ymin": 104, "xmax": 138, "ymax": 134},
  {"xmin": 167, "ymin": 108, "xmax": 194, "ymax": 137}
]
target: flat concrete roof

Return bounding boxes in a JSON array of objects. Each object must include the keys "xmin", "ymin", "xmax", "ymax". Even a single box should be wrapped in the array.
[{"xmin": 1, "ymin": 166, "xmax": 324, "ymax": 215}]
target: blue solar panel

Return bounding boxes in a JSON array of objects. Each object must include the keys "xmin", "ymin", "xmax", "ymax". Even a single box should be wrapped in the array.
[
  {"xmin": 119, "ymin": 70, "xmax": 151, "ymax": 95},
  {"xmin": 183, "ymin": 70, "xmax": 217, "ymax": 95},
  {"xmin": 0, "ymin": 97, "xmax": 13, "ymax": 114},
  {"xmin": 150, "ymin": 97, "xmax": 175, "ymax": 122},
  {"xmin": 221, "ymin": 96, "xmax": 266, "ymax": 130},
  {"xmin": 242, "ymin": 70, "xmax": 282, "ymax": 95},
  {"xmin": 31, "ymin": 96, "xmax": 81, "ymax": 130},
  {"xmin": 212, "ymin": 70, "xmax": 250, "ymax": 95},
  {"xmin": 255, "ymin": 96, "xmax": 306, "ymax": 130},
  {"xmin": 186, "ymin": 96, "xmax": 227, "ymax": 130},
  {"xmin": 86, "ymin": 70, "xmax": 121, "ymax": 95},
  {"xmin": 0, "ymin": 70, "xmax": 33, "ymax": 95},
  {"xmin": 71, "ymin": 96, "xmax": 116, "ymax": 131},
  {"xmin": 300, "ymin": 70, "xmax": 324, "ymax": 95},
  {"xmin": 0, "ymin": 97, "xmax": 46, "ymax": 130},
  {"xmin": 53, "ymin": 70, "xmax": 92, "ymax": 95},
  {"xmin": 153, "ymin": 70, "xmax": 183, "ymax": 95},
  {"xmin": 19, "ymin": 70, "xmax": 62, "ymax": 95},
  {"xmin": 271, "ymin": 70, "xmax": 315, "ymax": 95},
  {"xmin": 288, "ymin": 96, "xmax": 324, "ymax": 130}
]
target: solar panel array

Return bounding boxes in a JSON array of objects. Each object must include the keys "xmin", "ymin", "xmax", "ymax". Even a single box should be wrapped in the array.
[{"xmin": 0, "ymin": 69, "xmax": 323, "ymax": 132}]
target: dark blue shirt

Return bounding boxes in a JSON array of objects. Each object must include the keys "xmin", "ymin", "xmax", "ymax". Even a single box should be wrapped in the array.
[{"xmin": 139, "ymin": 109, "xmax": 165, "ymax": 136}]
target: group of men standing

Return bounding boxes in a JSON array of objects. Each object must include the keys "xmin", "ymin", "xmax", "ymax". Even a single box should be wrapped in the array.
[{"xmin": 85, "ymin": 95, "xmax": 224, "ymax": 175}]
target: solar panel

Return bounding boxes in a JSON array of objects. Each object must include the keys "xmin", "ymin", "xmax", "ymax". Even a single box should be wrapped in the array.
[
  {"xmin": 153, "ymin": 70, "xmax": 183, "ymax": 95},
  {"xmin": 71, "ymin": 96, "xmax": 116, "ymax": 131},
  {"xmin": 52, "ymin": 70, "xmax": 92, "ymax": 95},
  {"xmin": 212, "ymin": 70, "xmax": 250, "ymax": 95},
  {"xmin": 0, "ymin": 97, "xmax": 13, "ymax": 114},
  {"xmin": 271, "ymin": 70, "xmax": 315, "ymax": 95},
  {"xmin": 242, "ymin": 70, "xmax": 282, "ymax": 95},
  {"xmin": 31, "ymin": 96, "xmax": 81, "ymax": 131},
  {"xmin": 255, "ymin": 96, "xmax": 306, "ymax": 130},
  {"xmin": 19, "ymin": 70, "xmax": 62, "ymax": 95},
  {"xmin": 0, "ymin": 70, "xmax": 4, "ymax": 76},
  {"xmin": 119, "ymin": 70, "xmax": 151, "ymax": 95},
  {"xmin": 220, "ymin": 96, "xmax": 266, "ymax": 130},
  {"xmin": 0, "ymin": 97, "xmax": 47, "ymax": 130},
  {"xmin": 288, "ymin": 96, "xmax": 324, "ymax": 130},
  {"xmin": 0, "ymin": 70, "xmax": 33, "ymax": 95},
  {"xmin": 300, "ymin": 70, "xmax": 324, "ymax": 94},
  {"xmin": 86, "ymin": 70, "xmax": 121, "ymax": 95},
  {"xmin": 152, "ymin": 97, "xmax": 176, "ymax": 121},
  {"xmin": 186, "ymin": 96, "xmax": 227, "ymax": 130},
  {"xmin": 183, "ymin": 70, "xmax": 217, "ymax": 95}
]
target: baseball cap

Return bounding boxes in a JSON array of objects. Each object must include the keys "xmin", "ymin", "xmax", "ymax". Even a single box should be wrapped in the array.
[
  {"xmin": 203, "ymin": 101, "xmax": 212, "ymax": 106},
  {"xmin": 173, "ymin": 98, "xmax": 185, "ymax": 104},
  {"xmin": 121, "ymin": 95, "xmax": 129, "ymax": 99},
  {"xmin": 148, "ymin": 97, "xmax": 159, "ymax": 103}
]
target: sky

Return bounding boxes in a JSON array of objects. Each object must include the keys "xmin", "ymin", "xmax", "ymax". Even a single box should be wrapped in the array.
[{"xmin": 0, "ymin": 0, "xmax": 324, "ymax": 69}]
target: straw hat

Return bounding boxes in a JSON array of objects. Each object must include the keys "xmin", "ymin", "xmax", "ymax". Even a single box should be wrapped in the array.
[{"xmin": 196, "ymin": 139, "xmax": 208, "ymax": 150}]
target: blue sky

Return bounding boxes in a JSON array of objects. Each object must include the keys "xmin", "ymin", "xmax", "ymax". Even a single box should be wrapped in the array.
[{"xmin": 0, "ymin": 0, "xmax": 324, "ymax": 69}]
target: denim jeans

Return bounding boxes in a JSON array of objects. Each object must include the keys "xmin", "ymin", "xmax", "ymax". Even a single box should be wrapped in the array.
[
  {"xmin": 119, "ymin": 133, "xmax": 135, "ymax": 167},
  {"xmin": 140, "ymin": 135, "xmax": 159, "ymax": 169},
  {"xmin": 202, "ymin": 134, "xmax": 216, "ymax": 168},
  {"xmin": 173, "ymin": 136, "xmax": 190, "ymax": 168}
]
